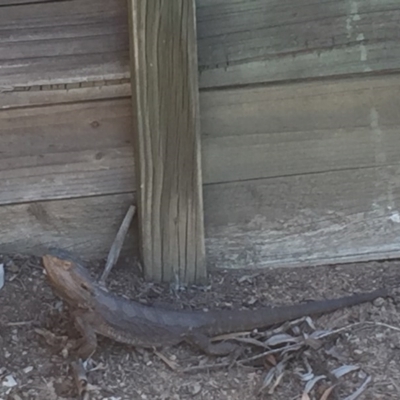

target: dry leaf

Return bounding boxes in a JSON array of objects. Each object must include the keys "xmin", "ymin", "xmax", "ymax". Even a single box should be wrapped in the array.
[
  {"xmin": 342, "ymin": 375, "xmax": 371, "ymax": 400},
  {"xmin": 268, "ymin": 372, "xmax": 285, "ymax": 395},
  {"xmin": 301, "ymin": 392, "xmax": 311, "ymax": 400},
  {"xmin": 259, "ymin": 368, "xmax": 276, "ymax": 391},
  {"xmin": 319, "ymin": 385, "xmax": 336, "ymax": 400},
  {"xmin": 304, "ymin": 375, "xmax": 327, "ymax": 393},
  {"xmin": 265, "ymin": 333, "xmax": 299, "ymax": 347},
  {"xmin": 331, "ymin": 365, "xmax": 359, "ymax": 379},
  {"xmin": 265, "ymin": 354, "xmax": 277, "ymax": 366}
]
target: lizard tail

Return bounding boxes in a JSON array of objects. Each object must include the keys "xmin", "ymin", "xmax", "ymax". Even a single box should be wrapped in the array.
[{"xmin": 204, "ymin": 287, "xmax": 389, "ymax": 335}]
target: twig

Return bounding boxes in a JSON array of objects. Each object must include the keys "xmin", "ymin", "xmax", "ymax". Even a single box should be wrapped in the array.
[
  {"xmin": 71, "ymin": 359, "xmax": 89, "ymax": 400},
  {"xmin": 99, "ymin": 205, "xmax": 136, "ymax": 286},
  {"xmin": 154, "ymin": 350, "xmax": 179, "ymax": 370},
  {"xmin": 237, "ymin": 344, "xmax": 302, "ymax": 365},
  {"xmin": 318, "ymin": 321, "xmax": 400, "ymax": 340},
  {"xmin": 182, "ymin": 361, "xmax": 232, "ymax": 373},
  {"xmin": 366, "ymin": 321, "xmax": 400, "ymax": 333},
  {"xmin": 6, "ymin": 320, "xmax": 34, "ymax": 326}
]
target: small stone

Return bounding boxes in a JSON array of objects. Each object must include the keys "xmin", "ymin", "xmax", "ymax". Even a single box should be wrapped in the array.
[
  {"xmin": 4, "ymin": 351, "xmax": 10, "ymax": 358},
  {"xmin": 245, "ymin": 296, "xmax": 257, "ymax": 306},
  {"xmin": 373, "ymin": 297, "xmax": 385, "ymax": 307},
  {"xmin": 387, "ymin": 385, "xmax": 395, "ymax": 391},
  {"xmin": 23, "ymin": 366, "xmax": 33, "ymax": 374},
  {"xmin": 353, "ymin": 349, "xmax": 363, "ymax": 355},
  {"xmin": 189, "ymin": 383, "xmax": 202, "ymax": 395},
  {"xmin": 358, "ymin": 370, "xmax": 367, "ymax": 379},
  {"xmin": 7, "ymin": 261, "xmax": 19, "ymax": 274},
  {"xmin": 170, "ymin": 355, "xmax": 177, "ymax": 361},
  {"xmin": 2, "ymin": 375, "xmax": 17, "ymax": 388}
]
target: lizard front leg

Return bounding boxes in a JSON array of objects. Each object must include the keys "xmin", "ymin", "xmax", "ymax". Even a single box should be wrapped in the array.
[{"xmin": 71, "ymin": 310, "xmax": 98, "ymax": 361}]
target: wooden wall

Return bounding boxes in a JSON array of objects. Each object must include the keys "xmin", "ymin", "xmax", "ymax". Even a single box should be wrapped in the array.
[{"xmin": 2, "ymin": 0, "xmax": 400, "ymax": 269}]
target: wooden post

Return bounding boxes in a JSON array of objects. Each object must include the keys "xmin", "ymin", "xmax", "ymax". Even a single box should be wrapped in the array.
[{"xmin": 127, "ymin": 0, "xmax": 206, "ymax": 284}]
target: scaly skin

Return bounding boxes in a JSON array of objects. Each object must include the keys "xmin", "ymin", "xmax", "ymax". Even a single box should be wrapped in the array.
[{"xmin": 42, "ymin": 251, "xmax": 389, "ymax": 359}]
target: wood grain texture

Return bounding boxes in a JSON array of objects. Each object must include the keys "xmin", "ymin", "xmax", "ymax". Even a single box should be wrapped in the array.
[
  {"xmin": 201, "ymin": 74, "xmax": 400, "ymax": 183},
  {"xmin": 2, "ymin": 165, "xmax": 400, "ymax": 269},
  {"xmin": 0, "ymin": 0, "xmax": 68, "ymax": 5},
  {"xmin": 2, "ymin": 75, "xmax": 400, "ymax": 205},
  {"xmin": 128, "ymin": 0, "xmax": 206, "ymax": 284},
  {"xmin": 1, "ymin": 82, "xmax": 131, "ymax": 110},
  {"xmin": 1, "ymin": 100, "xmax": 134, "ymax": 204},
  {"xmin": 1, "ymin": 0, "xmax": 400, "ymax": 89},
  {"xmin": 0, "ymin": 193, "xmax": 137, "ymax": 260},
  {"xmin": 0, "ymin": 0, "xmax": 129, "ymax": 88},
  {"xmin": 203, "ymin": 165, "xmax": 400, "ymax": 269},
  {"xmin": 196, "ymin": 0, "xmax": 400, "ymax": 87}
]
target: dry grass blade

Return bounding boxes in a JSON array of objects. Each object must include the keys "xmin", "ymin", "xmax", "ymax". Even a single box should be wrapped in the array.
[
  {"xmin": 0, "ymin": 263, "xmax": 4, "ymax": 290},
  {"xmin": 211, "ymin": 331, "xmax": 251, "ymax": 341},
  {"xmin": 238, "ymin": 343, "xmax": 302, "ymax": 365}
]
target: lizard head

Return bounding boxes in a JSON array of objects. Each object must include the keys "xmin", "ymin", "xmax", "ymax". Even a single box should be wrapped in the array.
[{"xmin": 42, "ymin": 253, "xmax": 96, "ymax": 306}]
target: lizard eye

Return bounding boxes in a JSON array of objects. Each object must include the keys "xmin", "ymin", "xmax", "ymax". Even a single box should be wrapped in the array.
[{"xmin": 80, "ymin": 283, "xmax": 90, "ymax": 291}]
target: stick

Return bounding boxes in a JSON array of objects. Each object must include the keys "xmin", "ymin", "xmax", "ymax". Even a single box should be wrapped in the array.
[
  {"xmin": 71, "ymin": 360, "xmax": 89, "ymax": 400},
  {"xmin": 99, "ymin": 205, "xmax": 136, "ymax": 286}
]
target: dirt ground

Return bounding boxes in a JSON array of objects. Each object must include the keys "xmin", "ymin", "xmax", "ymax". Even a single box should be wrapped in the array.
[{"xmin": 1, "ymin": 253, "xmax": 400, "ymax": 400}]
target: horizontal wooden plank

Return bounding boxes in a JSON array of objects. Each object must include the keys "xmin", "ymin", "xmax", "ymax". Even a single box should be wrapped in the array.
[
  {"xmin": 196, "ymin": 0, "xmax": 400, "ymax": 87},
  {"xmin": 1, "ymin": 100, "xmax": 135, "ymax": 204},
  {"xmin": 201, "ymin": 74, "xmax": 400, "ymax": 183},
  {"xmin": 0, "ymin": 100, "xmax": 132, "ymax": 202},
  {"xmin": 2, "ymin": 74, "xmax": 400, "ymax": 205},
  {"xmin": 0, "ymin": 193, "xmax": 138, "ymax": 259},
  {"xmin": 0, "ymin": 82, "xmax": 131, "ymax": 110},
  {"xmin": 2, "ymin": 165, "xmax": 400, "ymax": 269},
  {"xmin": 204, "ymin": 165, "xmax": 400, "ymax": 269},
  {"xmin": 1, "ymin": 0, "xmax": 400, "ymax": 89},
  {"xmin": 0, "ymin": 0, "xmax": 67, "ymax": 5},
  {"xmin": 0, "ymin": 0, "xmax": 129, "ymax": 88}
]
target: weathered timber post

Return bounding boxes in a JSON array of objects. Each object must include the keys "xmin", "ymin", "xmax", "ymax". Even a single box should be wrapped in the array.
[{"xmin": 127, "ymin": 0, "xmax": 206, "ymax": 284}]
